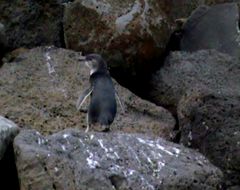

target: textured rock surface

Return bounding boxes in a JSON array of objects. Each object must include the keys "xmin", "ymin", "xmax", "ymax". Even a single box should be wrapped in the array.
[
  {"xmin": 0, "ymin": 0, "xmax": 64, "ymax": 49},
  {"xmin": 150, "ymin": 50, "xmax": 240, "ymax": 187},
  {"xmin": 14, "ymin": 129, "xmax": 223, "ymax": 190},
  {"xmin": 205, "ymin": 0, "xmax": 240, "ymax": 6},
  {"xmin": 178, "ymin": 88, "xmax": 240, "ymax": 186},
  {"xmin": 63, "ymin": 0, "xmax": 209, "ymax": 75},
  {"xmin": 0, "ymin": 47, "xmax": 175, "ymax": 139},
  {"xmin": 0, "ymin": 23, "xmax": 7, "ymax": 49},
  {"xmin": 181, "ymin": 3, "xmax": 240, "ymax": 58},
  {"xmin": 0, "ymin": 116, "xmax": 20, "ymax": 160},
  {"xmin": 0, "ymin": 23, "xmax": 8, "ymax": 66},
  {"xmin": 228, "ymin": 186, "xmax": 240, "ymax": 190},
  {"xmin": 150, "ymin": 50, "xmax": 240, "ymax": 107}
]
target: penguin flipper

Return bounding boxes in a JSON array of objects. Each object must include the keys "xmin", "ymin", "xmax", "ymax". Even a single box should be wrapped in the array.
[
  {"xmin": 115, "ymin": 91, "xmax": 125, "ymax": 113},
  {"xmin": 76, "ymin": 87, "xmax": 93, "ymax": 111}
]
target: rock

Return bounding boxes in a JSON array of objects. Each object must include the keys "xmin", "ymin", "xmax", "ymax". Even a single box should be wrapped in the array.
[
  {"xmin": 149, "ymin": 50, "xmax": 240, "ymax": 187},
  {"xmin": 0, "ymin": 23, "xmax": 7, "ymax": 49},
  {"xmin": 14, "ymin": 129, "xmax": 224, "ymax": 190},
  {"xmin": 0, "ymin": 116, "xmax": 20, "ymax": 160},
  {"xmin": 149, "ymin": 50, "xmax": 240, "ymax": 108},
  {"xmin": 227, "ymin": 186, "xmax": 240, "ymax": 190},
  {"xmin": 178, "ymin": 88, "xmax": 240, "ymax": 186},
  {"xmin": 0, "ymin": 46, "xmax": 175, "ymax": 139},
  {"xmin": 181, "ymin": 3, "xmax": 240, "ymax": 58},
  {"xmin": 2, "ymin": 47, "xmax": 29, "ymax": 63},
  {"xmin": 63, "ymin": 0, "xmax": 207, "ymax": 75},
  {"xmin": 0, "ymin": 23, "xmax": 8, "ymax": 66},
  {"xmin": 205, "ymin": 0, "xmax": 240, "ymax": 7},
  {"xmin": 0, "ymin": 0, "xmax": 64, "ymax": 49}
]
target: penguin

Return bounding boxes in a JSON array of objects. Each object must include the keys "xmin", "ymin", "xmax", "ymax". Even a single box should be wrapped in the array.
[{"xmin": 76, "ymin": 53, "xmax": 124, "ymax": 132}]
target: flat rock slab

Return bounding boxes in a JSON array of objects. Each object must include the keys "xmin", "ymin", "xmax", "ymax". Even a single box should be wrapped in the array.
[
  {"xmin": 0, "ymin": 116, "xmax": 19, "ymax": 160},
  {"xmin": 14, "ymin": 129, "xmax": 223, "ymax": 190},
  {"xmin": 0, "ymin": 47, "xmax": 175, "ymax": 139}
]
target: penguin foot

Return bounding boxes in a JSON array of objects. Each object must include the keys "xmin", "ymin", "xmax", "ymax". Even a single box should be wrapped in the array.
[
  {"xmin": 100, "ymin": 125, "xmax": 110, "ymax": 132},
  {"xmin": 80, "ymin": 108, "xmax": 88, "ymax": 113},
  {"xmin": 101, "ymin": 127, "xmax": 110, "ymax": 132}
]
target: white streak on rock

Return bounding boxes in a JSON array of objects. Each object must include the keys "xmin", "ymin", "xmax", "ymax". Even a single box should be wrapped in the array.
[
  {"xmin": 63, "ymin": 134, "xmax": 70, "ymax": 139},
  {"xmin": 156, "ymin": 144, "xmax": 174, "ymax": 156},
  {"xmin": 123, "ymin": 169, "xmax": 136, "ymax": 177},
  {"xmin": 54, "ymin": 167, "xmax": 59, "ymax": 172},
  {"xmin": 61, "ymin": 145, "xmax": 66, "ymax": 151},
  {"xmin": 109, "ymin": 164, "xmax": 121, "ymax": 172},
  {"xmin": 153, "ymin": 160, "xmax": 165, "ymax": 175},
  {"xmin": 86, "ymin": 150, "xmax": 99, "ymax": 169},
  {"xmin": 90, "ymin": 134, "xmax": 94, "ymax": 140},
  {"xmin": 173, "ymin": 147, "xmax": 181, "ymax": 155},
  {"xmin": 44, "ymin": 52, "xmax": 56, "ymax": 74},
  {"xmin": 98, "ymin": 139, "xmax": 120, "ymax": 159},
  {"xmin": 115, "ymin": 1, "xmax": 141, "ymax": 33},
  {"xmin": 138, "ymin": 137, "xmax": 174, "ymax": 156},
  {"xmin": 147, "ymin": 157, "xmax": 153, "ymax": 165},
  {"xmin": 137, "ymin": 138, "xmax": 155, "ymax": 148},
  {"xmin": 142, "ymin": 151, "xmax": 154, "ymax": 166},
  {"xmin": 43, "ymin": 47, "xmax": 68, "ymax": 98},
  {"xmin": 38, "ymin": 138, "xmax": 45, "ymax": 145},
  {"xmin": 188, "ymin": 131, "xmax": 193, "ymax": 141},
  {"xmin": 81, "ymin": 0, "xmax": 111, "ymax": 15},
  {"xmin": 114, "ymin": 152, "xmax": 120, "ymax": 159},
  {"xmin": 38, "ymin": 138, "xmax": 42, "ymax": 145},
  {"xmin": 35, "ymin": 131, "xmax": 41, "ymax": 135},
  {"xmin": 79, "ymin": 139, "xmax": 85, "ymax": 146},
  {"xmin": 235, "ymin": 21, "xmax": 240, "ymax": 45},
  {"xmin": 98, "ymin": 139, "xmax": 109, "ymax": 152}
]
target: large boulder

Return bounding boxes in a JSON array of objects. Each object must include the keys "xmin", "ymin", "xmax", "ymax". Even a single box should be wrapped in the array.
[
  {"xmin": 63, "ymin": 1, "xmax": 240, "ymax": 74},
  {"xmin": 63, "ymin": 0, "xmax": 208, "ymax": 75},
  {"xmin": 178, "ymin": 88, "xmax": 240, "ymax": 187},
  {"xmin": 0, "ymin": 47, "xmax": 175, "ymax": 139},
  {"xmin": 0, "ymin": 0, "xmax": 64, "ymax": 49},
  {"xmin": 0, "ymin": 116, "xmax": 19, "ymax": 160},
  {"xmin": 181, "ymin": 3, "xmax": 240, "ymax": 58},
  {"xmin": 14, "ymin": 129, "xmax": 223, "ymax": 190},
  {"xmin": 149, "ymin": 50, "xmax": 240, "ymax": 187},
  {"xmin": 149, "ymin": 50, "xmax": 240, "ymax": 108}
]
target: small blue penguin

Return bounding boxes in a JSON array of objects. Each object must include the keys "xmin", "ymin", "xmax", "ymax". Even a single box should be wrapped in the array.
[{"xmin": 76, "ymin": 54, "xmax": 123, "ymax": 132}]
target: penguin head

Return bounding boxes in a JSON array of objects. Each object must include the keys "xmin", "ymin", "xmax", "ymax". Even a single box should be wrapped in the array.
[{"xmin": 85, "ymin": 54, "xmax": 108, "ymax": 75}]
